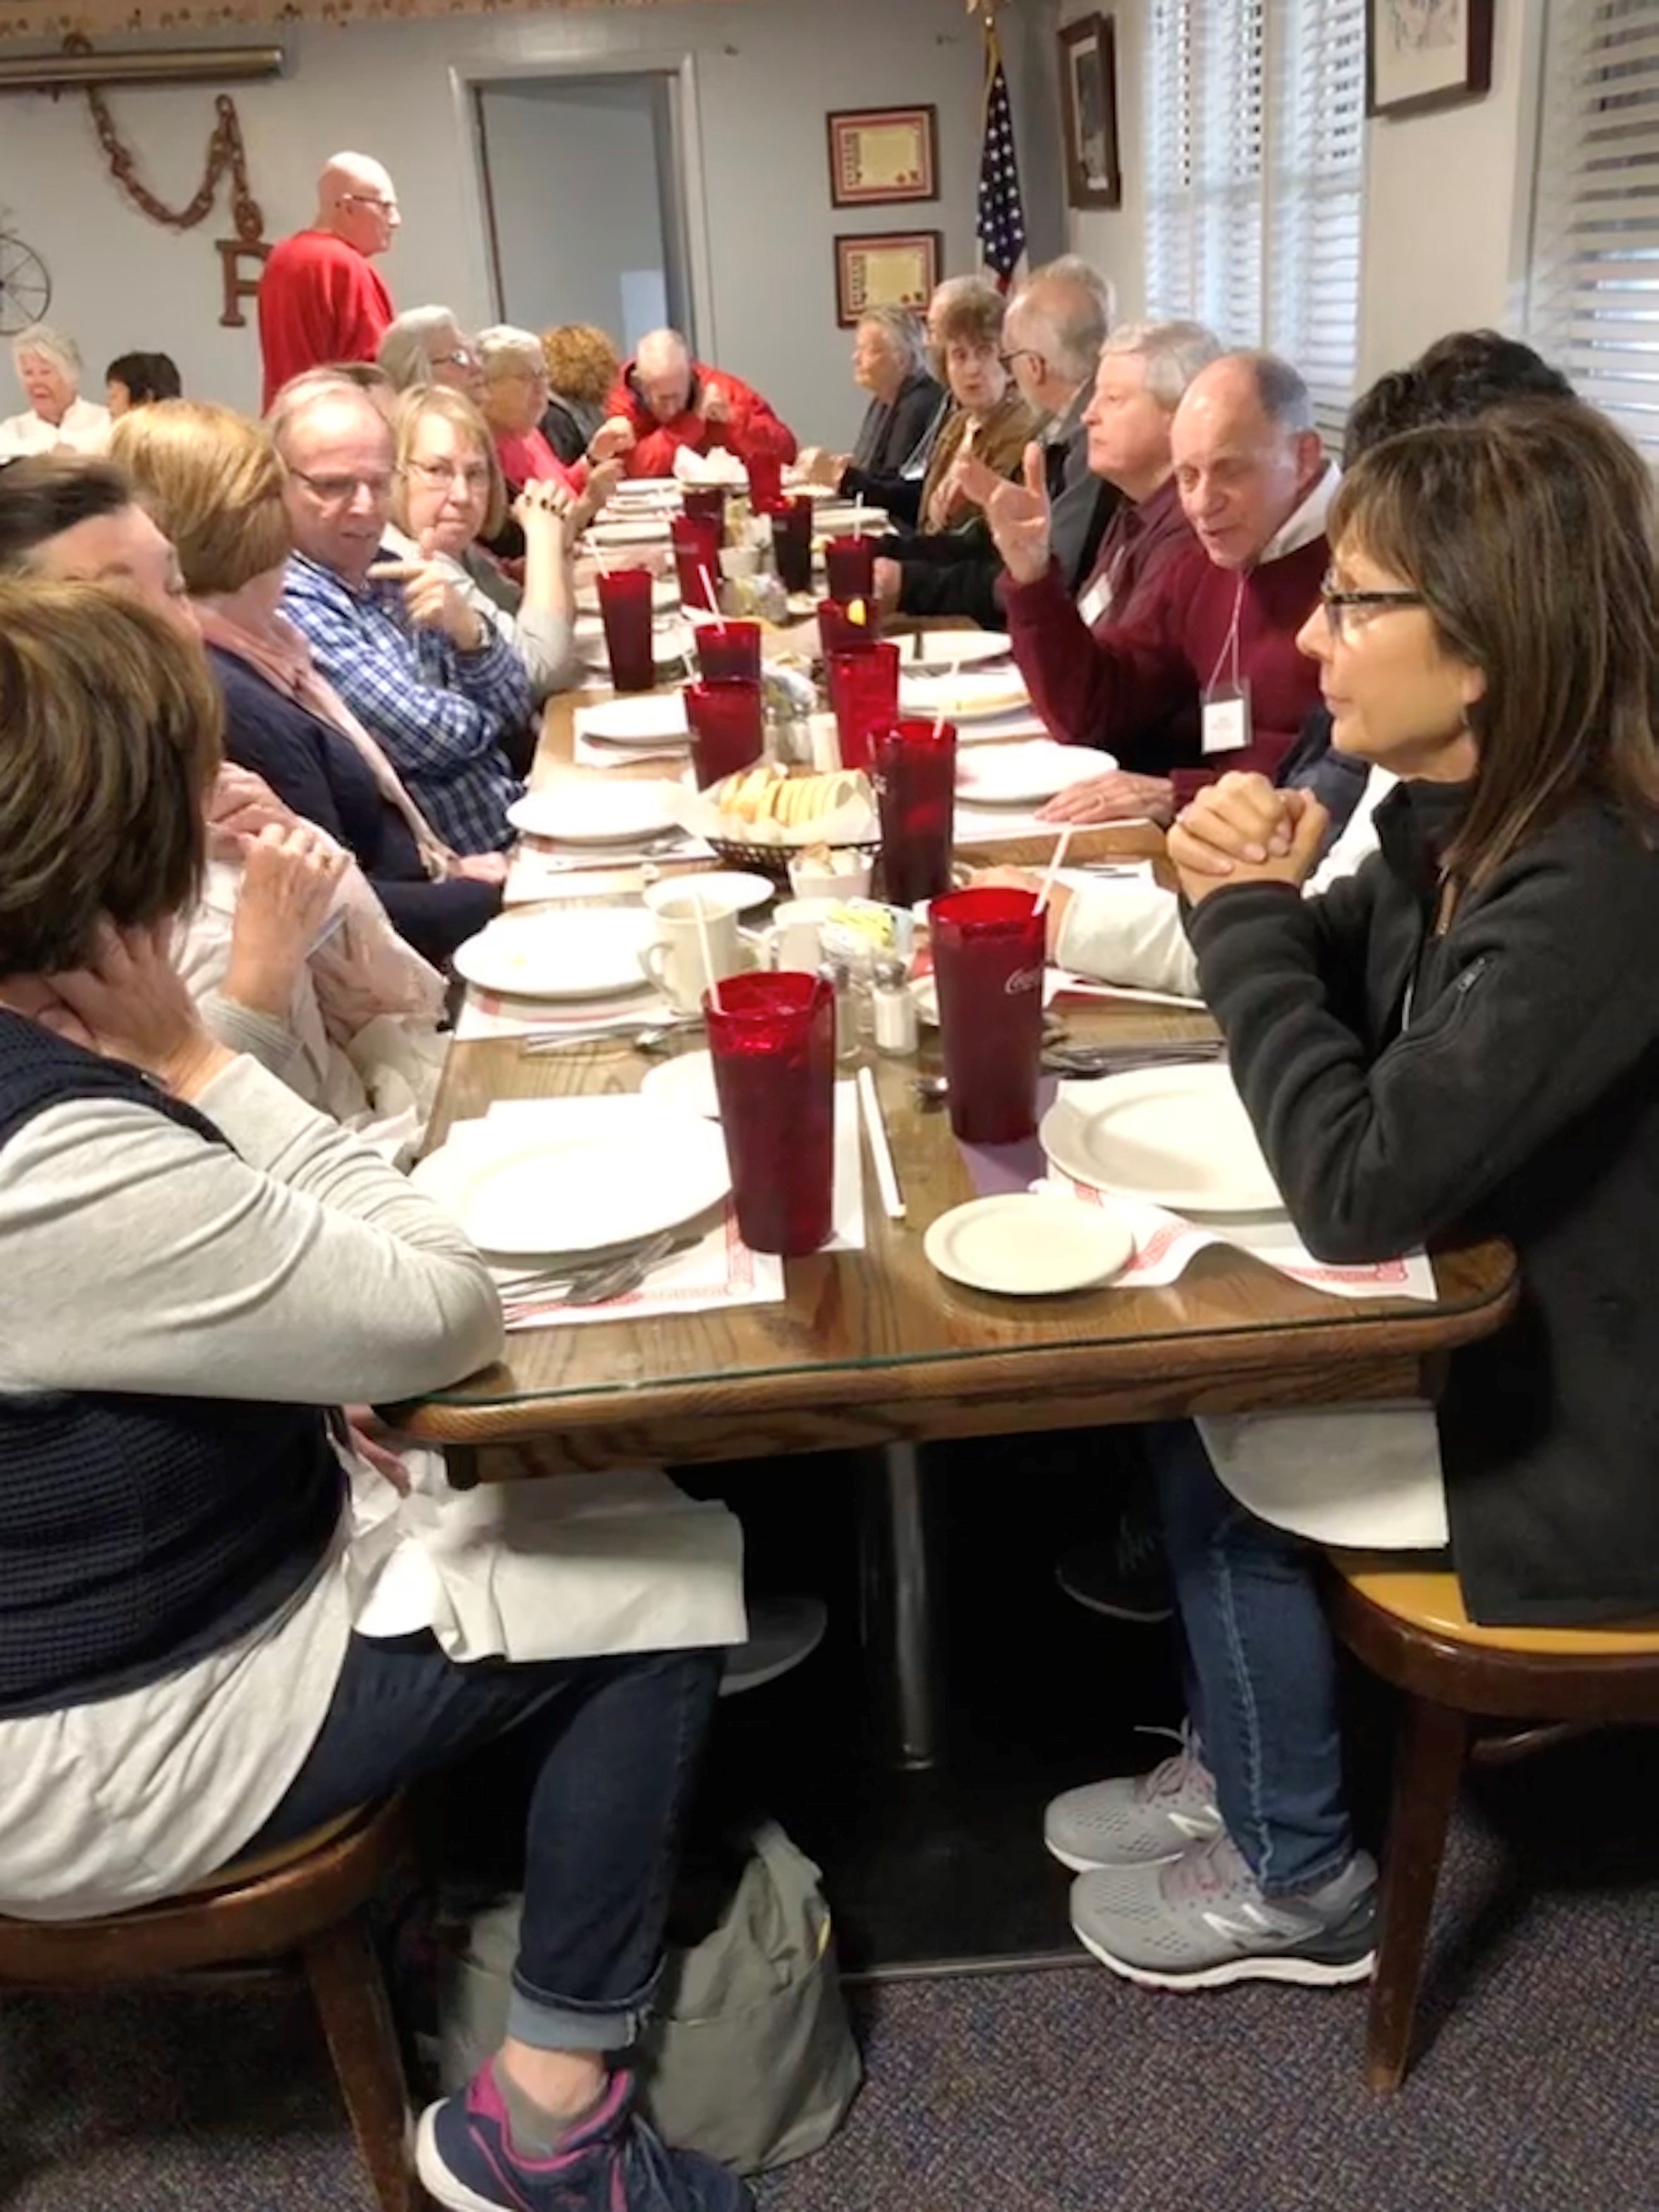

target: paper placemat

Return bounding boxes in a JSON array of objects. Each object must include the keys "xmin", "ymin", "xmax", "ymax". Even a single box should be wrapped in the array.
[
  {"xmin": 458, "ymin": 1082, "xmax": 865, "ymax": 1328},
  {"xmin": 453, "ymin": 983, "xmax": 672, "ymax": 1042}
]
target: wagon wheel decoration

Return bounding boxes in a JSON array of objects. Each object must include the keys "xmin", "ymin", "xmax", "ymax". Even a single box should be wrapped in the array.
[{"xmin": 0, "ymin": 227, "xmax": 52, "ymax": 336}]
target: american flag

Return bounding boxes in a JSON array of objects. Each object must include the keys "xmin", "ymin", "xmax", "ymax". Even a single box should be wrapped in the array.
[{"xmin": 977, "ymin": 21, "xmax": 1028, "ymax": 291}]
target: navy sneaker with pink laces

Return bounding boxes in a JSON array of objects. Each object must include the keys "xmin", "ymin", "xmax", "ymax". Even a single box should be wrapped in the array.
[{"xmin": 416, "ymin": 2063, "xmax": 754, "ymax": 2212}]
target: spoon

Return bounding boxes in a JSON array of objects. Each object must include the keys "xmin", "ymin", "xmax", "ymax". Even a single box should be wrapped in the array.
[{"xmin": 911, "ymin": 1075, "xmax": 950, "ymax": 1108}]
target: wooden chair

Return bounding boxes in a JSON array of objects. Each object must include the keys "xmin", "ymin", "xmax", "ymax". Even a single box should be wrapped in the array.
[
  {"xmin": 1325, "ymin": 1555, "xmax": 1659, "ymax": 2094},
  {"xmin": 0, "ymin": 1796, "xmax": 420, "ymax": 2210}
]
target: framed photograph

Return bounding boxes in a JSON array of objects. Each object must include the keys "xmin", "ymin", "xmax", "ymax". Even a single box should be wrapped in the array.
[
  {"xmin": 827, "ymin": 105, "xmax": 939, "ymax": 208},
  {"xmin": 1058, "ymin": 14, "xmax": 1122, "ymax": 211},
  {"xmin": 834, "ymin": 232, "xmax": 943, "ymax": 328},
  {"xmin": 1367, "ymin": 0, "xmax": 1494, "ymax": 120}
]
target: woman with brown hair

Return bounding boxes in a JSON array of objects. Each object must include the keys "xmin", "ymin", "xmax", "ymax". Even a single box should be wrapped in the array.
[
  {"xmin": 0, "ymin": 584, "xmax": 748, "ymax": 2212},
  {"xmin": 1055, "ymin": 400, "xmax": 1659, "ymax": 1993},
  {"xmin": 114, "ymin": 400, "xmax": 506, "ymax": 967},
  {"xmin": 382, "ymin": 382, "xmax": 579, "ymax": 702},
  {"xmin": 909, "ymin": 278, "xmax": 1039, "ymax": 534},
  {"xmin": 539, "ymin": 321, "xmax": 628, "ymax": 468}
]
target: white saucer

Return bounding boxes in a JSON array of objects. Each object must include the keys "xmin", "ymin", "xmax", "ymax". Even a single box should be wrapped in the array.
[
  {"xmin": 640, "ymin": 1049, "xmax": 720, "ymax": 1120},
  {"xmin": 508, "ymin": 781, "xmax": 679, "ymax": 844},
  {"xmin": 678, "ymin": 870, "xmax": 775, "ymax": 915},
  {"xmin": 923, "ymin": 1193, "xmax": 1135, "ymax": 1295}
]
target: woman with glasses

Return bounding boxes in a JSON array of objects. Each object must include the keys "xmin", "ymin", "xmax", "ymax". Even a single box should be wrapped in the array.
[
  {"xmin": 1052, "ymin": 401, "xmax": 1659, "ymax": 1995},
  {"xmin": 907, "ymin": 280, "xmax": 1038, "ymax": 536},
  {"xmin": 377, "ymin": 306, "xmax": 487, "ymax": 405},
  {"xmin": 382, "ymin": 384, "xmax": 579, "ymax": 702},
  {"xmin": 115, "ymin": 402, "xmax": 507, "ymax": 969}
]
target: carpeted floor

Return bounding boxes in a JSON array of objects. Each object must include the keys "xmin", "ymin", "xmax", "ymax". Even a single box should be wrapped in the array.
[{"xmin": 1, "ymin": 1737, "xmax": 1653, "ymax": 2212}]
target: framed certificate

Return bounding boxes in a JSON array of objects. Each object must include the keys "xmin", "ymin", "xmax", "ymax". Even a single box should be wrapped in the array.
[
  {"xmin": 834, "ymin": 232, "xmax": 943, "ymax": 328},
  {"xmin": 827, "ymin": 106, "xmax": 939, "ymax": 208}
]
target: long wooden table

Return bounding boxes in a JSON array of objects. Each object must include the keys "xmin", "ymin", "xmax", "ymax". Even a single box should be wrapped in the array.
[{"xmin": 394, "ymin": 672, "xmax": 1519, "ymax": 1772}]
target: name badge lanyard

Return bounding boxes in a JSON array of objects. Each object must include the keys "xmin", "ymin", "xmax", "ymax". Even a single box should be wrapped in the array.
[{"xmin": 1201, "ymin": 572, "xmax": 1251, "ymax": 757}]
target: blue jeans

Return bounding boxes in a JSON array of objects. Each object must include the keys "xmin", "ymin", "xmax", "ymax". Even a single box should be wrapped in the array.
[
  {"xmin": 244, "ymin": 1632, "xmax": 720, "ymax": 2051},
  {"xmin": 1146, "ymin": 1420, "xmax": 1352, "ymax": 1895}
]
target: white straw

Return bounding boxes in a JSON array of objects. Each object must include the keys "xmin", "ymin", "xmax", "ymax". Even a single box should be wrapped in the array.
[
  {"xmin": 933, "ymin": 656, "xmax": 963, "ymax": 740},
  {"xmin": 691, "ymin": 891, "xmax": 725, "ymax": 1014},
  {"xmin": 856, "ymin": 1065, "xmax": 906, "ymax": 1221},
  {"xmin": 1034, "ymin": 823, "xmax": 1075, "ymax": 917},
  {"xmin": 698, "ymin": 563, "xmax": 720, "ymax": 613}
]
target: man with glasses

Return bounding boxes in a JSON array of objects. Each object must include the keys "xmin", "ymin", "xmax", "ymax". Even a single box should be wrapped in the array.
[
  {"xmin": 259, "ymin": 153, "xmax": 402, "ymax": 412},
  {"xmin": 274, "ymin": 380, "xmax": 531, "ymax": 854}
]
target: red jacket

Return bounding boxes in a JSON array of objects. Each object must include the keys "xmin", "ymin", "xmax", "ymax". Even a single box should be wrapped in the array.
[
  {"xmin": 605, "ymin": 358, "xmax": 797, "ymax": 479},
  {"xmin": 1002, "ymin": 475, "xmax": 1330, "ymax": 804},
  {"xmin": 258, "ymin": 229, "xmax": 393, "ymax": 412}
]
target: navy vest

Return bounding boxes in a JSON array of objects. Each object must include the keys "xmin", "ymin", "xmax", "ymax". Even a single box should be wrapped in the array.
[{"xmin": 0, "ymin": 1013, "xmax": 341, "ymax": 1718}]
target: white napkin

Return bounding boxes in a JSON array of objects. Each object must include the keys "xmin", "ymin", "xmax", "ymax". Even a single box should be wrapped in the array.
[
  {"xmin": 1048, "ymin": 965, "xmax": 1206, "ymax": 1011},
  {"xmin": 346, "ymin": 1444, "xmax": 748, "ymax": 1661},
  {"xmin": 1031, "ymin": 1169, "xmax": 1439, "ymax": 1304}
]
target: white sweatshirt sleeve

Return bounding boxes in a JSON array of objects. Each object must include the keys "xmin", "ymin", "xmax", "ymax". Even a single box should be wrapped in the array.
[
  {"xmin": 0, "ymin": 1052, "xmax": 503, "ymax": 1404},
  {"xmin": 1053, "ymin": 882, "xmax": 1203, "ymax": 998}
]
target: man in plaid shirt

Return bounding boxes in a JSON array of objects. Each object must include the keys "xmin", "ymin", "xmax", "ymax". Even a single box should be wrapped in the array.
[{"xmin": 274, "ymin": 380, "xmax": 531, "ymax": 853}]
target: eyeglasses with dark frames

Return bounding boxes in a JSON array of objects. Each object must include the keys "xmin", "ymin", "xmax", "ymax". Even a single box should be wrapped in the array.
[
  {"xmin": 1320, "ymin": 569, "xmax": 1426, "ymax": 642},
  {"xmin": 287, "ymin": 468, "xmax": 394, "ymax": 505}
]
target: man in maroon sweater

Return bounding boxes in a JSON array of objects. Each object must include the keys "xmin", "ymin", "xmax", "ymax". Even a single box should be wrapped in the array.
[
  {"xmin": 258, "ymin": 154, "xmax": 399, "ymax": 413},
  {"xmin": 1000, "ymin": 351, "xmax": 1335, "ymax": 823}
]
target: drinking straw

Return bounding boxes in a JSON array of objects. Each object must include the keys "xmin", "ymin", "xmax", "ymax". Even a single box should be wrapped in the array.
[
  {"xmin": 1034, "ymin": 825, "xmax": 1076, "ymax": 917},
  {"xmin": 933, "ymin": 657, "xmax": 963, "ymax": 740},
  {"xmin": 692, "ymin": 893, "xmax": 725, "ymax": 1013}
]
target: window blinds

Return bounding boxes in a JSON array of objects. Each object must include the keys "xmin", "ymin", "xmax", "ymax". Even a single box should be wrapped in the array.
[
  {"xmin": 1144, "ymin": 0, "xmax": 1364, "ymax": 439},
  {"xmin": 1529, "ymin": 0, "xmax": 1659, "ymax": 450}
]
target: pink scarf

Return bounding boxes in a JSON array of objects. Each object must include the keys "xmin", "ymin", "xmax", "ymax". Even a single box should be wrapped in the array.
[{"xmin": 195, "ymin": 603, "xmax": 454, "ymax": 879}]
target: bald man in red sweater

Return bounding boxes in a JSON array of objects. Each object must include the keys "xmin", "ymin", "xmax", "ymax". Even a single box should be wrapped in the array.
[
  {"xmin": 258, "ymin": 153, "xmax": 399, "ymax": 412},
  {"xmin": 997, "ymin": 351, "xmax": 1334, "ymax": 825},
  {"xmin": 602, "ymin": 328, "xmax": 796, "ymax": 481}
]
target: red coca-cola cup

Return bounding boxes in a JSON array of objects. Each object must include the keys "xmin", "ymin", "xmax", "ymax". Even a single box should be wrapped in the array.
[{"xmin": 929, "ymin": 887, "xmax": 1047, "ymax": 1144}]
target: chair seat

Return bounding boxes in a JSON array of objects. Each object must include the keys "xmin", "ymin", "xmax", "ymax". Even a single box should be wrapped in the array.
[
  {"xmin": 1328, "ymin": 1554, "xmax": 1659, "ymax": 1657},
  {"xmin": 174, "ymin": 1806, "xmax": 368, "ymax": 1899}
]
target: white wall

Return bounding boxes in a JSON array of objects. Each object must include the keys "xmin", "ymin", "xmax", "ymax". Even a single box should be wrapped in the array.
[
  {"xmin": 1059, "ymin": 0, "xmax": 1543, "ymax": 386},
  {"xmin": 0, "ymin": 0, "xmax": 1062, "ymax": 446}
]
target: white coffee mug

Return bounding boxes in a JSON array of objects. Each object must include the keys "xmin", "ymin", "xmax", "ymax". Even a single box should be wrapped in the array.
[
  {"xmin": 758, "ymin": 895, "xmax": 840, "ymax": 974},
  {"xmin": 640, "ymin": 889, "xmax": 749, "ymax": 1012}
]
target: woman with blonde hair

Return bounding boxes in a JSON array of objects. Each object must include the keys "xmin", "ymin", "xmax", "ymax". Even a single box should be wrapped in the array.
[
  {"xmin": 113, "ymin": 403, "xmax": 505, "ymax": 967},
  {"xmin": 382, "ymin": 382, "xmax": 579, "ymax": 701},
  {"xmin": 0, "ymin": 584, "xmax": 747, "ymax": 2212},
  {"xmin": 1058, "ymin": 401, "xmax": 1659, "ymax": 1994}
]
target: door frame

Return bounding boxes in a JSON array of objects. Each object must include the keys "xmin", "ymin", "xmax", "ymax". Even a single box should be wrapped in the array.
[{"xmin": 448, "ymin": 49, "xmax": 714, "ymax": 357}]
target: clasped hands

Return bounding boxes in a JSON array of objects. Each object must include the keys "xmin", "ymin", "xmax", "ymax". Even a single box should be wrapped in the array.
[{"xmin": 1167, "ymin": 774, "xmax": 1330, "ymax": 905}]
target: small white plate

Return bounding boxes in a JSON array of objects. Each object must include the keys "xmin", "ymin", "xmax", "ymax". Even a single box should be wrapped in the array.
[
  {"xmin": 509, "ymin": 781, "xmax": 679, "ymax": 845},
  {"xmin": 639, "ymin": 1048, "xmax": 720, "ymax": 1120},
  {"xmin": 900, "ymin": 669, "xmax": 1034, "ymax": 723},
  {"xmin": 924, "ymin": 1193, "xmax": 1135, "ymax": 1296},
  {"xmin": 585, "ymin": 516, "xmax": 674, "ymax": 547},
  {"xmin": 451, "ymin": 906, "xmax": 658, "ymax": 1000},
  {"xmin": 570, "ymin": 697, "xmax": 690, "ymax": 753},
  {"xmin": 957, "ymin": 743, "xmax": 1115, "ymax": 808},
  {"xmin": 1040, "ymin": 1063, "xmax": 1283, "ymax": 1215},
  {"xmin": 677, "ymin": 870, "xmax": 775, "ymax": 915},
  {"xmin": 900, "ymin": 630, "xmax": 1014, "ymax": 671},
  {"xmin": 413, "ymin": 1100, "xmax": 730, "ymax": 1256}
]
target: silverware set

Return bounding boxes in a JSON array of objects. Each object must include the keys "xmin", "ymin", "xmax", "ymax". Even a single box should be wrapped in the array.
[
  {"xmin": 519, "ymin": 1015, "xmax": 703, "ymax": 1059},
  {"xmin": 911, "ymin": 1037, "xmax": 1225, "ymax": 1108},
  {"xmin": 495, "ymin": 1229, "xmax": 699, "ymax": 1310}
]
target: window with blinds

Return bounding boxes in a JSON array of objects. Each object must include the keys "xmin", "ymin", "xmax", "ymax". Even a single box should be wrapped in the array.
[
  {"xmin": 1528, "ymin": 0, "xmax": 1659, "ymax": 450},
  {"xmin": 1144, "ymin": 0, "xmax": 1364, "ymax": 440}
]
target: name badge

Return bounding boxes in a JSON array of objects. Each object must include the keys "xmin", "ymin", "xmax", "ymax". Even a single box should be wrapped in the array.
[
  {"xmin": 1201, "ymin": 681, "xmax": 1252, "ymax": 757},
  {"xmin": 1077, "ymin": 575, "xmax": 1114, "ymax": 628}
]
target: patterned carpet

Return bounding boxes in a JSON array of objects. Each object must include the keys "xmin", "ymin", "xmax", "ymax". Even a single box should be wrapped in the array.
[{"xmin": 1, "ymin": 1739, "xmax": 1653, "ymax": 2212}]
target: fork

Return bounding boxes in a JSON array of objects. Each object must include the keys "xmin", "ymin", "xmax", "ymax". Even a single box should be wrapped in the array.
[{"xmin": 497, "ymin": 1230, "xmax": 695, "ymax": 1310}]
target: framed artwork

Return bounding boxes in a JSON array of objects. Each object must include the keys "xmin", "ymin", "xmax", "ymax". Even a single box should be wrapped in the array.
[
  {"xmin": 834, "ymin": 231, "xmax": 943, "ymax": 328},
  {"xmin": 1058, "ymin": 13, "xmax": 1122, "ymax": 211},
  {"xmin": 1367, "ymin": 0, "xmax": 1494, "ymax": 120},
  {"xmin": 827, "ymin": 105, "xmax": 939, "ymax": 208}
]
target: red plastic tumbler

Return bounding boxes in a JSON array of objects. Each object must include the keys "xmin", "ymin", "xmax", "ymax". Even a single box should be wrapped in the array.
[
  {"xmin": 671, "ymin": 515, "xmax": 722, "ymax": 613},
  {"xmin": 827, "ymin": 640, "xmax": 900, "ymax": 774},
  {"xmin": 873, "ymin": 716, "xmax": 957, "ymax": 906},
  {"xmin": 929, "ymin": 887, "xmax": 1047, "ymax": 1144},
  {"xmin": 684, "ymin": 678, "xmax": 765, "ymax": 789},
  {"xmin": 772, "ymin": 496, "xmax": 815, "ymax": 595},
  {"xmin": 596, "ymin": 568, "xmax": 656, "ymax": 694},
  {"xmin": 706, "ymin": 970, "xmax": 836, "ymax": 1255},
  {"xmin": 824, "ymin": 533, "xmax": 876, "ymax": 602},
  {"xmin": 696, "ymin": 619, "xmax": 763, "ymax": 685}
]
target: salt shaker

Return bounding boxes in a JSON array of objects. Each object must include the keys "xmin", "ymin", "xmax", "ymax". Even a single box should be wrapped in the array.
[
  {"xmin": 871, "ymin": 957, "xmax": 919, "ymax": 1059},
  {"xmin": 823, "ymin": 959, "xmax": 862, "ymax": 1066}
]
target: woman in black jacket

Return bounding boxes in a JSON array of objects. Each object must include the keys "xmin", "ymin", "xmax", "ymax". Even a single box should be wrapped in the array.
[{"xmin": 1051, "ymin": 400, "xmax": 1659, "ymax": 1995}]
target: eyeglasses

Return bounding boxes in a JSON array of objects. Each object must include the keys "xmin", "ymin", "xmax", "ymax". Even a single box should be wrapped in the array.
[
  {"xmin": 404, "ymin": 459, "xmax": 492, "ymax": 493},
  {"xmin": 342, "ymin": 193, "xmax": 399, "ymax": 214},
  {"xmin": 998, "ymin": 348, "xmax": 1044, "ymax": 375},
  {"xmin": 433, "ymin": 348, "xmax": 478, "ymax": 370},
  {"xmin": 1320, "ymin": 571, "xmax": 1426, "ymax": 642},
  {"xmin": 288, "ymin": 469, "xmax": 393, "ymax": 505}
]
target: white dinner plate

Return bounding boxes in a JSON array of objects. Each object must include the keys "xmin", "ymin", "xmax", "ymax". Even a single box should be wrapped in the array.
[
  {"xmin": 957, "ymin": 742, "xmax": 1115, "ymax": 808},
  {"xmin": 568, "ymin": 697, "xmax": 691, "ymax": 753},
  {"xmin": 924, "ymin": 1193, "xmax": 1135, "ymax": 1296},
  {"xmin": 676, "ymin": 870, "xmax": 775, "ymax": 915},
  {"xmin": 900, "ymin": 630, "xmax": 1014, "ymax": 671},
  {"xmin": 1040, "ymin": 1063, "xmax": 1283, "ymax": 1215},
  {"xmin": 509, "ymin": 780, "xmax": 680, "ymax": 845},
  {"xmin": 413, "ymin": 1101, "xmax": 730, "ymax": 1256},
  {"xmin": 585, "ymin": 516, "xmax": 674, "ymax": 547},
  {"xmin": 451, "ymin": 906, "xmax": 658, "ymax": 1000},
  {"xmin": 639, "ymin": 1048, "xmax": 720, "ymax": 1121},
  {"xmin": 814, "ymin": 507, "xmax": 891, "ymax": 535},
  {"xmin": 575, "ymin": 617, "xmax": 696, "ymax": 676},
  {"xmin": 900, "ymin": 669, "xmax": 1034, "ymax": 723}
]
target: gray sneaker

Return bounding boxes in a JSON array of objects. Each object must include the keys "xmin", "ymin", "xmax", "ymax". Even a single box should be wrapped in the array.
[
  {"xmin": 1071, "ymin": 1831, "xmax": 1378, "ymax": 1991},
  {"xmin": 1044, "ymin": 1729, "xmax": 1223, "ymax": 1872}
]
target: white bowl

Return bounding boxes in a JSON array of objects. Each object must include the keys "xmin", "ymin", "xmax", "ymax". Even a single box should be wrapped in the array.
[{"xmin": 788, "ymin": 855, "xmax": 873, "ymax": 902}]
